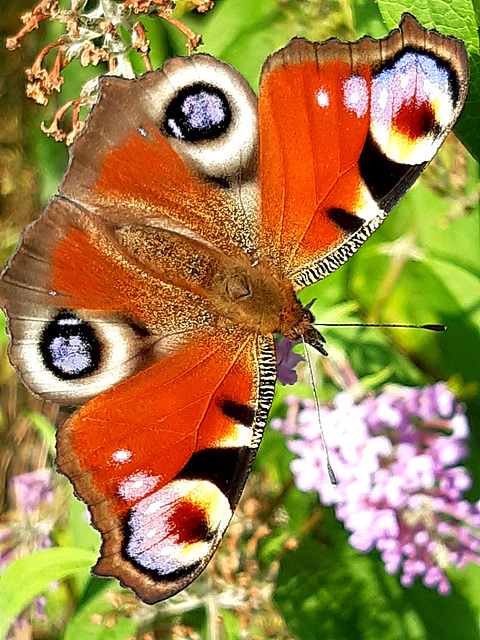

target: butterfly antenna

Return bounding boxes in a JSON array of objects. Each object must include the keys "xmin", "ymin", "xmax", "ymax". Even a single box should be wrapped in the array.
[
  {"xmin": 314, "ymin": 322, "xmax": 446, "ymax": 331},
  {"xmin": 301, "ymin": 336, "xmax": 337, "ymax": 486}
]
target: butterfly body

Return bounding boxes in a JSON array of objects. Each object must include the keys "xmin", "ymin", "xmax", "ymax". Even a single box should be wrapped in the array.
[
  {"xmin": 0, "ymin": 15, "xmax": 469, "ymax": 602},
  {"xmin": 118, "ymin": 222, "xmax": 309, "ymax": 337}
]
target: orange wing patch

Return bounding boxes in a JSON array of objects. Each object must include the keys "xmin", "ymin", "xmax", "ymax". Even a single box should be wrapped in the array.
[
  {"xmin": 95, "ymin": 125, "xmax": 245, "ymax": 257},
  {"xmin": 259, "ymin": 17, "xmax": 468, "ymax": 286},
  {"xmin": 47, "ymin": 201, "xmax": 213, "ymax": 338},
  {"xmin": 57, "ymin": 328, "xmax": 258, "ymax": 517},
  {"xmin": 259, "ymin": 56, "xmax": 372, "ymax": 273}
]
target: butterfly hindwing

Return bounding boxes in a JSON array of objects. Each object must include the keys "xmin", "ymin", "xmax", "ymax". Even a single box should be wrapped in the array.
[
  {"xmin": 258, "ymin": 14, "xmax": 469, "ymax": 287},
  {"xmin": 56, "ymin": 329, "xmax": 275, "ymax": 603},
  {"xmin": 0, "ymin": 197, "xmax": 214, "ymax": 404}
]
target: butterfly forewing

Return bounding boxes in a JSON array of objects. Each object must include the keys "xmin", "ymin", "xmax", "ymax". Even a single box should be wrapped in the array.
[
  {"xmin": 60, "ymin": 55, "xmax": 260, "ymax": 259},
  {"xmin": 258, "ymin": 14, "xmax": 469, "ymax": 287}
]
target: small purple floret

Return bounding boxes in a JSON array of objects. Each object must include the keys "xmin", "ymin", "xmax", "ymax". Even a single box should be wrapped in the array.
[{"xmin": 275, "ymin": 337, "xmax": 304, "ymax": 386}]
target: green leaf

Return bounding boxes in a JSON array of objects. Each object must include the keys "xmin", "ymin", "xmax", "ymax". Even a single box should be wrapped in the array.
[
  {"xmin": 221, "ymin": 608, "xmax": 241, "ymax": 639},
  {"xmin": 376, "ymin": 0, "xmax": 480, "ymax": 161},
  {"xmin": 189, "ymin": 0, "xmax": 283, "ymax": 59},
  {"xmin": 348, "ymin": 177, "xmax": 480, "ymax": 421},
  {"xmin": 275, "ymin": 534, "xmax": 406, "ymax": 640},
  {"xmin": 0, "ymin": 547, "xmax": 97, "ymax": 640},
  {"xmin": 352, "ymin": 0, "xmax": 388, "ymax": 37},
  {"xmin": 164, "ymin": 0, "xmax": 293, "ymax": 87},
  {"xmin": 68, "ymin": 494, "xmax": 101, "ymax": 552}
]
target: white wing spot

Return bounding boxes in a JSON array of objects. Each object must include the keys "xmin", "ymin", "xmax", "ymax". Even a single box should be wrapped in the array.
[
  {"xmin": 343, "ymin": 76, "xmax": 368, "ymax": 118},
  {"xmin": 378, "ymin": 87, "xmax": 389, "ymax": 111},
  {"xmin": 144, "ymin": 499, "xmax": 164, "ymax": 516},
  {"xmin": 118, "ymin": 472, "xmax": 159, "ymax": 502},
  {"xmin": 167, "ymin": 118, "xmax": 183, "ymax": 139},
  {"xmin": 422, "ymin": 78, "xmax": 434, "ymax": 98},
  {"xmin": 316, "ymin": 88, "xmax": 329, "ymax": 108},
  {"xmin": 112, "ymin": 449, "xmax": 132, "ymax": 463}
]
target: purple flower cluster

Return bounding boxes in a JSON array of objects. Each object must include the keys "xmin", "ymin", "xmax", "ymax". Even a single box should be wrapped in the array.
[
  {"xmin": 1, "ymin": 469, "xmax": 55, "ymax": 630},
  {"xmin": 9, "ymin": 468, "xmax": 55, "ymax": 516},
  {"xmin": 272, "ymin": 383, "xmax": 480, "ymax": 594},
  {"xmin": 275, "ymin": 337, "xmax": 304, "ymax": 386},
  {"xmin": 1, "ymin": 469, "xmax": 54, "ymax": 572}
]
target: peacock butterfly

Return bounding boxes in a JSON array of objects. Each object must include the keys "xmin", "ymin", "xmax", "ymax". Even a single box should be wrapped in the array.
[{"xmin": 0, "ymin": 14, "xmax": 469, "ymax": 603}]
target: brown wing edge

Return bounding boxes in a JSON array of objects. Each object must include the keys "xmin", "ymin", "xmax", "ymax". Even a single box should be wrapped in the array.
[{"xmin": 261, "ymin": 14, "xmax": 468, "ymax": 93}]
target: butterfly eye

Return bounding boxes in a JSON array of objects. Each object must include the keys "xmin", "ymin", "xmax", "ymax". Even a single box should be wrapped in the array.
[
  {"xmin": 164, "ymin": 84, "xmax": 232, "ymax": 142},
  {"xmin": 9, "ymin": 309, "xmax": 149, "ymax": 405}
]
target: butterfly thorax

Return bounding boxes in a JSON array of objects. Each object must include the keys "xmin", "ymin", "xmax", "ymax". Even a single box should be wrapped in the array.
[{"xmin": 119, "ymin": 224, "xmax": 312, "ymax": 339}]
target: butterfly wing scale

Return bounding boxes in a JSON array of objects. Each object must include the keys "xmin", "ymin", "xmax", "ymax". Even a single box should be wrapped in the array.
[
  {"xmin": 60, "ymin": 55, "xmax": 260, "ymax": 259},
  {"xmin": 0, "ymin": 53, "xmax": 272, "ymax": 603},
  {"xmin": 0, "ymin": 198, "xmax": 214, "ymax": 404},
  {"xmin": 0, "ymin": 13, "xmax": 470, "ymax": 604}
]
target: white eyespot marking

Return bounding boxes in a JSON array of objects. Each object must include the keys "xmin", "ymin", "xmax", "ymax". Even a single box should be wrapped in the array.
[
  {"xmin": 137, "ymin": 126, "xmax": 148, "ymax": 138},
  {"xmin": 112, "ymin": 449, "xmax": 132, "ymax": 464},
  {"xmin": 49, "ymin": 335, "xmax": 92, "ymax": 374},
  {"xmin": 167, "ymin": 118, "xmax": 183, "ymax": 140},
  {"xmin": 378, "ymin": 87, "xmax": 389, "ymax": 112},
  {"xmin": 57, "ymin": 317, "xmax": 82, "ymax": 326},
  {"xmin": 118, "ymin": 472, "xmax": 159, "ymax": 502},
  {"xmin": 49, "ymin": 290, "xmax": 58, "ymax": 297},
  {"xmin": 343, "ymin": 76, "xmax": 368, "ymax": 118},
  {"xmin": 126, "ymin": 480, "xmax": 232, "ymax": 574},
  {"xmin": 144, "ymin": 498, "xmax": 164, "ymax": 516},
  {"xmin": 181, "ymin": 91, "xmax": 226, "ymax": 129},
  {"xmin": 370, "ymin": 52, "xmax": 454, "ymax": 164},
  {"xmin": 316, "ymin": 88, "xmax": 329, "ymax": 108},
  {"xmin": 422, "ymin": 78, "xmax": 434, "ymax": 98}
]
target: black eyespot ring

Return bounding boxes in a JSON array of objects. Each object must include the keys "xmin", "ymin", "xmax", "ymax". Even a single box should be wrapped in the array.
[
  {"xmin": 164, "ymin": 83, "xmax": 232, "ymax": 142},
  {"xmin": 40, "ymin": 311, "xmax": 101, "ymax": 380}
]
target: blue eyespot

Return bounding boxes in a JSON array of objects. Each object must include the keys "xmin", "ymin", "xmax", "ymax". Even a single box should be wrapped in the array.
[
  {"xmin": 40, "ymin": 311, "xmax": 101, "ymax": 380},
  {"xmin": 164, "ymin": 84, "xmax": 231, "ymax": 142}
]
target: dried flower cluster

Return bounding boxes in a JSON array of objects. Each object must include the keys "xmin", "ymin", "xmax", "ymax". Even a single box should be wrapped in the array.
[
  {"xmin": 7, "ymin": 0, "xmax": 215, "ymax": 143},
  {"xmin": 272, "ymin": 383, "xmax": 480, "ymax": 595}
]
